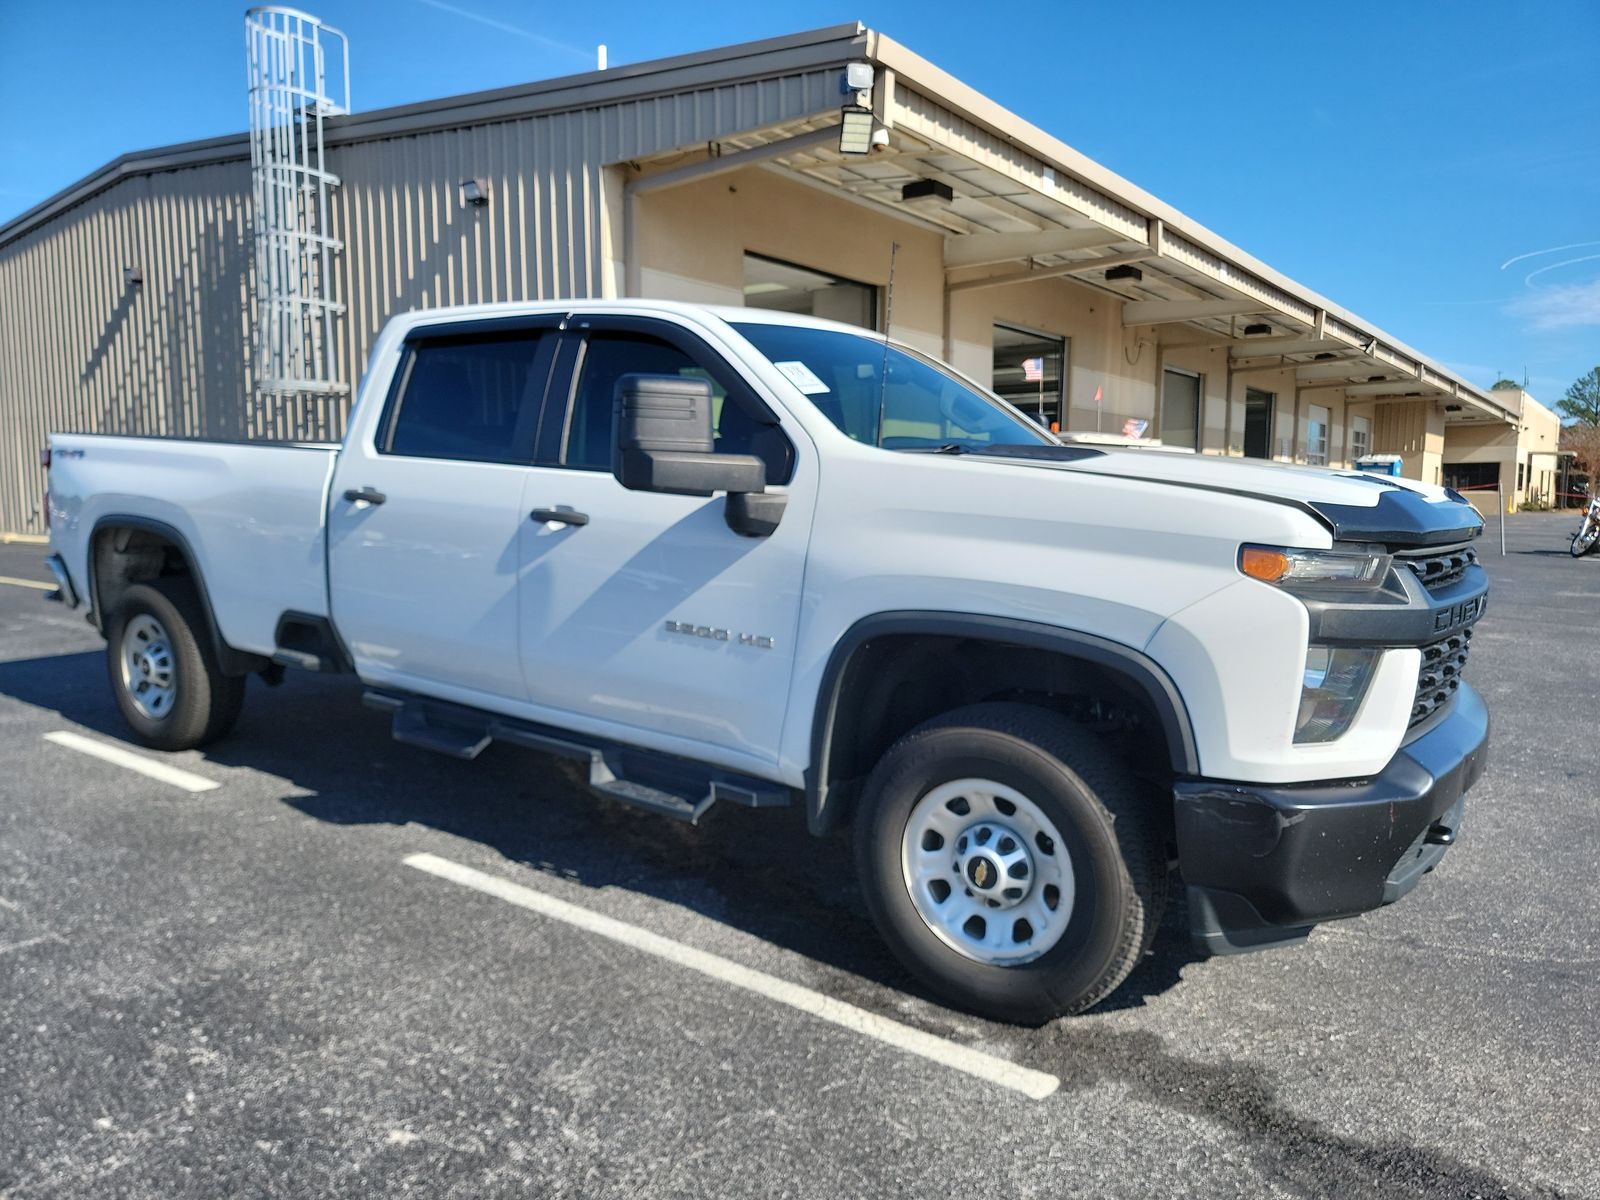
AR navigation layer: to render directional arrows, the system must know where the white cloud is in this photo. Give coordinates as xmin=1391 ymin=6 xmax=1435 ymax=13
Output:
xmin=1509 ymin=280 xmax=1600 ymax=331
xmin=412 ymin=0 xmax=589 ymax=60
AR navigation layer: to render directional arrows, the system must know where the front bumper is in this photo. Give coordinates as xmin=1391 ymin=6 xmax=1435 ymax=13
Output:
xmin=1175 ymin=681 xmax=1489 ymax=954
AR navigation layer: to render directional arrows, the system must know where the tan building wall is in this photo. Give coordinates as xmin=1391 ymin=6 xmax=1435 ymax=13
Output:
xmin=633 ymin=166 xmax=946 ymax=356
xmin=1374 ymin=401 xmax=1446 ymax=485
xmin=1439 ymin=389 xmax=1562 ymax=511
xmin=635 ymin=181 xmax=1381 ymax=469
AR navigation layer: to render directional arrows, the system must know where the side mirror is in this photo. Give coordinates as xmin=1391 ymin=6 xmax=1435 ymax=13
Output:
xmin=612 ymin=373 xmax=766 ymax=497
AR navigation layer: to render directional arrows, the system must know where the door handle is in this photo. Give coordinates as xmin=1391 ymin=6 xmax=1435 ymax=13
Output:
xmin=530 ymin=507 xmax=589 ymax=527
xmin=343 ymin=486 xmax=387 ymax=506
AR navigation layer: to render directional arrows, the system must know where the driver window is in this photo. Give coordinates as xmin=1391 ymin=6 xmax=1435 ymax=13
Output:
xmin=562 ymin=331 xmax=794 ymax=482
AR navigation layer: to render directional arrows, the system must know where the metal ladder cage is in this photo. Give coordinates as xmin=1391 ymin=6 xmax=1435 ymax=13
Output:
xmin=245 ymin=6 xmax=350 ymax=421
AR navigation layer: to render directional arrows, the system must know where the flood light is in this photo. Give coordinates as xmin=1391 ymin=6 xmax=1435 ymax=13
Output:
xmin=838 ymin=106 xmax=874 ymax=156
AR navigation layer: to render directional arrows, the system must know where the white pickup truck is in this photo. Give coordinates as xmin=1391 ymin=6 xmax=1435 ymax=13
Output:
xmin=43 ymin=300 xmax=1489 ymax=1022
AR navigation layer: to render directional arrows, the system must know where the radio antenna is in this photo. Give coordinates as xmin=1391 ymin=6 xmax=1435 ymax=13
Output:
xmin=875 ymin=241 xmax=899 ymax=447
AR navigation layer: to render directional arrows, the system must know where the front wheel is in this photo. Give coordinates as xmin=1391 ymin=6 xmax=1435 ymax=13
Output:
xmin=1571 ymin=512 xmax=1599 ymax=557
xmin=854 ymin=703 xmax=1166 ymax=1024
xmin=106 ymin=579 xmax=246 ymax=750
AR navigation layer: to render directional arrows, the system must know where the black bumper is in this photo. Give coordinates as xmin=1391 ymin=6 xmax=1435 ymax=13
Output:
xmin=1175 ymin=682 xmax=1489 ymax=954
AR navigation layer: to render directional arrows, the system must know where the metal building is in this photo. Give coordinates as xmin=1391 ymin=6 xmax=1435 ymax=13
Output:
xmin=0 ymin=21 xmax=1522 ymax=536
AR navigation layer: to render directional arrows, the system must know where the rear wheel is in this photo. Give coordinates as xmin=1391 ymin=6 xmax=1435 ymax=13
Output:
xmin=106 ymin=579 xmax=245 ymax=750
xmin=855 ymin=702 xmax=1166 ymax=1024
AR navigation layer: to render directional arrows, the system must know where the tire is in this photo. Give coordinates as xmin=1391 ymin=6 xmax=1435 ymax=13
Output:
xmin=854 ymin=702 xmax=1166 ymax=1024
xmin=1571 ymin=515 xmax=1599 ymax=557
xmin=105 ymin=578 xmax=246 ymax=750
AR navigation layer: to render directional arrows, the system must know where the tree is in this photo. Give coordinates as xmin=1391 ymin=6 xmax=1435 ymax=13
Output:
xmin=1558 ymin=367 xmax=1600 ymax=426
xmin=1491 ymin=378 xmax=1522 ymax=391
xmin=1562 ymin=422 xmax=1600 ymax=487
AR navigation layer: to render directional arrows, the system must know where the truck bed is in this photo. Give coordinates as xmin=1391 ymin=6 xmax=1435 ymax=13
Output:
xmin=46 ymin=434 xmax=338 ymax=656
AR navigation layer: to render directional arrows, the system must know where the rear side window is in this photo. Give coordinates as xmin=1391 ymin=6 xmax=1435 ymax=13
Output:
xmin=562 ymin=330 xmax=794 ymax=483
xmin=385 ymin=333 xmax=548 ymax=463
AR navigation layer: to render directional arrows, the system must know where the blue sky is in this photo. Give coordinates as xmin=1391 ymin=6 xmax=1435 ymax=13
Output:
xmin=2 ymin=0 xmax=1596 ymax=402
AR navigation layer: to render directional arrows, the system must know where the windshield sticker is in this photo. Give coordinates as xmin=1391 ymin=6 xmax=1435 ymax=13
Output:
xmin=773 ymin=360 xmax=831 ymax=395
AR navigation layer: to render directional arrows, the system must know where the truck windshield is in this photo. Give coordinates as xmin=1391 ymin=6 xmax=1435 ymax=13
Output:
xmin=729 ymin=322 xmax=1053 ymax=451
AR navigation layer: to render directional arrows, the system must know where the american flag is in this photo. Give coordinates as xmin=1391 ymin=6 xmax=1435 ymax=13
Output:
xmin=1021 ymin=356 xmax=1044 ymax=382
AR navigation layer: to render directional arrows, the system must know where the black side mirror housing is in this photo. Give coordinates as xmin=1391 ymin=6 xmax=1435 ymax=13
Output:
xmin=612 ymin=373 xmax=766 ymax=497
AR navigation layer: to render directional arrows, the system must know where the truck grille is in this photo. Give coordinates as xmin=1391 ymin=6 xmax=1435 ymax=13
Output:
xmin=1412 ymin=626 xmax=1474 ymax=726
xmin=1394 ymin=543 xmax=1478 ymax=592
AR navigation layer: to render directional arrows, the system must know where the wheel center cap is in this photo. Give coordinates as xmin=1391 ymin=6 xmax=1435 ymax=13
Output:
xmin=965 ymin=854 xmax=1001 ymax=891
xmin=953 ymin=821 xmax=1035 ymax=910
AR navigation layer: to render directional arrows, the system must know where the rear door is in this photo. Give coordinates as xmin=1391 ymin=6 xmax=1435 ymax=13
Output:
xmin=514 ymin=315 xmax=816 ymax=768
xmin=327 ymin=318 xmax=558 ymax=702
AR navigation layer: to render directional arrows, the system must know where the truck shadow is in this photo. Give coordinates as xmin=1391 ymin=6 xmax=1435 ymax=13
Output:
xmin=0 ymin=647 xmax=1202 ymax=1018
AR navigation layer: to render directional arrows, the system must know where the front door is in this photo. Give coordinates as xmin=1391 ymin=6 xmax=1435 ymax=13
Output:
xmin=515 ymin=316 xmax=814 ymax=769
xmin=1243 ymin=388 xmax=1274 ymax=459
xmin=327 ymin=319 xmax=558 ymax=702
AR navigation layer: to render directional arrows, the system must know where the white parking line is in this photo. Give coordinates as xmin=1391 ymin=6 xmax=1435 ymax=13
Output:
xmin=43 ymin=731 xmax=220 ymax=793
xmin=403 ymin=852 xmax=1060 ymax=1100
xmin=0 ymin=575 xmax=54 ymax=591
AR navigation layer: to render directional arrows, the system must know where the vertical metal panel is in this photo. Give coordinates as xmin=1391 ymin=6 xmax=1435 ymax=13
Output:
xmin=0 ymin=64 xmax=841 ymax=533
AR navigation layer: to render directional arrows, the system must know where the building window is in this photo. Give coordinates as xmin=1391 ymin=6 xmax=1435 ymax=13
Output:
xmin=1445 ymin=462 xmax=1498 ymax=492
xmin=1243 ymin=388 xmax=1274 ymax=458
xmin=1306 ymin=404 xmax=1330 ymax=467
xmin=1517 ymin=461 xmax=1526 ymax=493
xmin=1160 ymin=368 xmax=1201 ymax=450
xmin=993 ymin=323 xmax=1066 ymax=431
xmin=1350 ymin=414 xmax=1372 ymax=462
xmin=742 ymin=254 xmax=876 ymax=329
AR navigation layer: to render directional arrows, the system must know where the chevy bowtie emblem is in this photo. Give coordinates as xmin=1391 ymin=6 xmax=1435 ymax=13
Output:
xmin=972 ymin=860 xmax=991 ymax=887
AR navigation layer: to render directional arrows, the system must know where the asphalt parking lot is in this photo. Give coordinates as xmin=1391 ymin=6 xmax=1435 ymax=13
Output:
xmin=0 ymin=514 xmax=1596 ymax=1199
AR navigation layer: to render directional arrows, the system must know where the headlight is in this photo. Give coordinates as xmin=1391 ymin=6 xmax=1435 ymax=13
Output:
xmin=1239 ymin=544 xmax=1391 ymax=591
xmin=1295 ymin=645 xmax=1381 ymax=743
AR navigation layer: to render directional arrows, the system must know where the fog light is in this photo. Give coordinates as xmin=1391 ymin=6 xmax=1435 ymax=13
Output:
xmin=1295 ymin=645 xmax=1381 ymax=743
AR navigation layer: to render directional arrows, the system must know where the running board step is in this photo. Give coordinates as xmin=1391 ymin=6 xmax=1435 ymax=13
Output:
xmin=390 ymin=706 xmax=493 ymax=760
xmin=364 ymin=690 xmax=791 ymax=825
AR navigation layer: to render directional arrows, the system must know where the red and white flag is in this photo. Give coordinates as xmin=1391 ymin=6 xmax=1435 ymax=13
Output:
xmin=1021 ymin=356 xmax=1044 ymax=382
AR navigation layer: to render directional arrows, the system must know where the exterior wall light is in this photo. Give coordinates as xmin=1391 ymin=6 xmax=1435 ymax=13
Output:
xmin=838 ymin=106 xmax=875 ymax=155
xmin=459 ymin=178 xmax=489 ymax=208
xmin=123 ymin=266 xmax=143 ymax=288
xmin=1105 ymin=264 xmax=1143 ymax=282
xmin=1242 ymin=323 xmax=1272 ymax=336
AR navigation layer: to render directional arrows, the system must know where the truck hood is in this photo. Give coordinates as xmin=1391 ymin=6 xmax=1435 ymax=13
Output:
xmin=971 ymin=445 xmax=1483 ymax=547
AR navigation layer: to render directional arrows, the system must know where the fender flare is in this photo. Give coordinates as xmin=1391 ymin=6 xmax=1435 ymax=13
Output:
xmin=805 ymin=611 xmax=1199 ymax=835
xmin=87 ymin=514 xmax=263 ymax=676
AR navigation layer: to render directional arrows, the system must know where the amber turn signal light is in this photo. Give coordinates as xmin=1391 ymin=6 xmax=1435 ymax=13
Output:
xmin=1239 ymin=547 xmax=1289 ymax=583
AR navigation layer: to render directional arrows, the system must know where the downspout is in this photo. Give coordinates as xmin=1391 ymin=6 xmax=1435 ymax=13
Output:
xmin=623 ymin=181 xmax=640 ymax=298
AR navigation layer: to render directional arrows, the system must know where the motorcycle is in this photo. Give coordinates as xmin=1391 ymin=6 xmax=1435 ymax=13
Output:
xmin=1572 ymin=495 xmax=1600 ymax=558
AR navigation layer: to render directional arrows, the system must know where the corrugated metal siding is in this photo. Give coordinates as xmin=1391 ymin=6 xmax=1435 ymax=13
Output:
xmin=0 ymin=65 xmax=841 ymax=533
xmin=0 ymin=162 xmax=256 ymax=532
